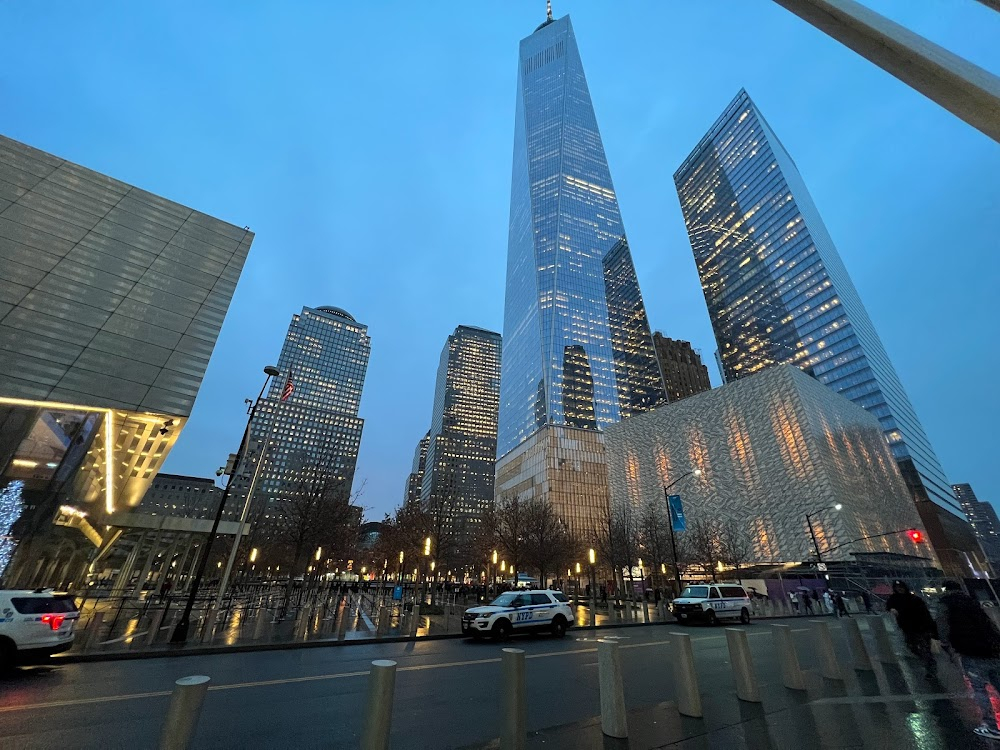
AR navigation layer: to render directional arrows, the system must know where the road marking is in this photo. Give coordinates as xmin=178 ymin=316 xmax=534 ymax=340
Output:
xmin=811 ymin=692 xmax=965 ymax=706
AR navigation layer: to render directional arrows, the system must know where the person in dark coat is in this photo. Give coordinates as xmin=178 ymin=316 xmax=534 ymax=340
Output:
xmin=835 ymin=591 xmax=850 ymax=618
xmin=936 ymin=581 xmax=1000 ymax=741
xmin=886 ymin=580 xmax=938 ymax=678
xmin=861 ymin=590 xmax=873 ymax=614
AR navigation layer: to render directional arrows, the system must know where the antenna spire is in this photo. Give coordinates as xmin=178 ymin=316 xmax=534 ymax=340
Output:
xmin=546 ymin=0 xmax=553 ymax=21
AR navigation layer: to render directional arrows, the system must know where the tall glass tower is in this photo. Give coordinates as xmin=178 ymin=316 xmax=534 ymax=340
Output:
xmin=674 ymin=90 xmax=977 ymax=576
xmin=496 ymin=11 xmax=662 ymax=540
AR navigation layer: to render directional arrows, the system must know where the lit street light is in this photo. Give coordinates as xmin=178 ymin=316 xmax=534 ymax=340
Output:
xmin=806 ymin=503 xmax=844 ymax=564
xmin=662 ymin=468 xmax=703 ymax=594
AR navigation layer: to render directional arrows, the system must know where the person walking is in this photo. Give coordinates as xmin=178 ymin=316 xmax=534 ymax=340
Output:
xmin=886 ymin=580 xmax=938 ymax=679
xmin=789 ymin=591 xmax=799 ymax=614
xmin=861 ymin=590 xmax=873 ymax=614
xmin=824 ymin=589 xmax=835 ymax=616
xmin=802 ymin=589 xmax=814 ymax=615
xmin=835 ymin=591 xmax=851 ymax=618
xmin=936 ymin=581 xmax=1000 ymax=741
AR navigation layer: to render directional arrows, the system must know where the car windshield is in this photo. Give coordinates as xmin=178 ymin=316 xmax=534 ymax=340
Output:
xmin=680 ymin=586 xmax=709 ymax=599
xmin=491 ymin=592 xmax=519 ymax=607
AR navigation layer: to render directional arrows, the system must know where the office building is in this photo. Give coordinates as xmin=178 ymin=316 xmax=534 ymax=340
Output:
xmin=404 ymin=431 xmax=430 ymax=507
xmin=495 ymin=10 xmax=663 ymax=540
xmin=422 ymin=326 xmax=501 ymax=559
xmin=138 ymin=473 xmax=230 ymax=520
xmin=674 ymin=90 xmax=976 ymax=577
xmin=953 ymin=483 xmax=1000 ymax=573
xmin=652 ymin=334 xmax=711 ymax=402
xmin=606 ymin=366 xmax=931 ymax=565
xmin=243 ymin=306 xmax=370 ymax=530
xmin=0 ymin=134 xmax=251 ymax=586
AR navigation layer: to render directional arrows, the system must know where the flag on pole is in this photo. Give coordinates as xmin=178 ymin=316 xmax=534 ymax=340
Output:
xmin=281 ymin=376 xmax=294 ymax=402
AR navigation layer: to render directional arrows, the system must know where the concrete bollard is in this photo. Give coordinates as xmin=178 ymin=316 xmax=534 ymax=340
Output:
xmin=360 ymin=660 xmax=397 ymax=750
xmin=811 ymin=620 xmax=842 ymax=680
xmin=598 ymin=640 xmax=628 ymax=738
xmin=842 ymin=618 xmax=873 ymax=671
xmin=200 ymin=609 xmax=217 ymax=644
xmin=409 ymin=605 xmax=421 ymax=638
xmin=158 ymin=675 xmax=210 ymax=750
xmin=252 ymin=608 xmax=269 ymax=640
xmin=501 ymin=648 xmax=527 ymax=750
xmin=725 ymin=629 xmax=761 ymax=702
xmin=147 ymin=608 xmax=168 ymax=646
xmin=642 ymin=600 xmax=650 ymax=624
xmin=590 ymin=598 xmax=596 ymax=629
xmin=771 ymin=624 xmax=806 ymax=690
xmin=87 ymin=612 xmax=105 ymax=649
xmin=669 ymin=632 xmax=702 ymax=717
xmin=868 ymin=615 xmax=896 ymax=663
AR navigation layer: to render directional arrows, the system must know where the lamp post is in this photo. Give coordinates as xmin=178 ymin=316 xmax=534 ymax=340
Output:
xmin=171 ymin=365 xmax=280 ymax=643
xmin=805 ymin=504 xmax=843 ymax=564
xmin=662 ymin=469 xmax=702 ymax=595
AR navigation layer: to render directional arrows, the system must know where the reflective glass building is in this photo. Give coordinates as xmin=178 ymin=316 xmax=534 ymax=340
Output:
xmin=404 ymin=431 xmax=430 ymax=507
xmin=422 ymin=326 xmax=502 ymax=559
xmin=243 ymin=306 xmax=370 ymax=529
xmin=674 ymin=90 xmax=976 ymax=576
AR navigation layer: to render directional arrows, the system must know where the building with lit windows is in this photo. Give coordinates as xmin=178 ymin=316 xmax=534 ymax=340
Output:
xmin=241 ymin=306 xmax=370 ymax=532
xmin=0 ymin=134 xmax=252 ymax=587
xmin=953 ymin=483 xmax=1000 ymax=573
xmin=495 ymin=10 xmax=664 ymax=541
xmin=673 ymin=90 xmax=977 ymax=577
xmin=652 ymin=334 xmax=712 ymax=402
xmin=606 ymin=366 xmax=932 ymax=565
xmin=404 ymin=431 xmax=429 ymax=507
xmin=422 ymin=326 xmax=501 ymax=559
xmin=139 ymin=473 xmax=226 ymax=520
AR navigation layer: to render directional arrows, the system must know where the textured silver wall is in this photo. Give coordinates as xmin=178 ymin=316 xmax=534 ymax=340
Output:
xmin=0 ymin=135 xmax=252 ymax=418
xmin=605 ymin=365 xmax=932 ymax=564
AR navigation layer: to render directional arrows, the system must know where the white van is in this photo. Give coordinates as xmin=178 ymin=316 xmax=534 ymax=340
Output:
xmin=671 ymin=583 xmax=752 ymax=625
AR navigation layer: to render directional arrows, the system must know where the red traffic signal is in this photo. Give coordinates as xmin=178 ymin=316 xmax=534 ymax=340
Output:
xmin=906 ymin=529 xmax=924 ymax=543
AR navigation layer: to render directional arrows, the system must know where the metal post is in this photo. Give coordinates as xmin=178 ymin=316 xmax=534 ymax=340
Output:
xmin=360 ymin=660 xmax=397 ymax=750
xmin=842 ymin=617 xmax=873 ymax=670
xmin=812 ymin=620 xmax=842 ymax=680
xmin=501 ymin=648 xmax=527 ymax=750
xmin=158 ymin=675 xmax=210 ymax=750
xmin=725 ymin=629 xmax=761 ymax=702
xmin=598 ymin=640 xmax=628 ymax=738
xmin=771 ymin=624 xmax=806 ymax=690
xmin=409 ymin=605 xmax=421 ymax=638
xmin=670 ymin=631 xmax=702 ymax=717
xmin=664 ymin=487 xmax=682 ymax=593
xmin=806 ymin=514 xmax=823 ymax=563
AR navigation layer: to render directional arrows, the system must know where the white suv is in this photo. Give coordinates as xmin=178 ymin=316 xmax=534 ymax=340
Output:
xmin=462 ymin=589 xmax=574 ymax=640
xmin=0 ymin=590 xmax=79 ymax=669
xmin=672 ymin=583 xmax=752 ymax=625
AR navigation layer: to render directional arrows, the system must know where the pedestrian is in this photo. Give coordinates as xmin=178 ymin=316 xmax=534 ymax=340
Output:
xmin=886 ymin=580 xmax=938 ymax=679
xmin=861 ymin=590 xmax=873 ymax=614
xmin=823 ymin=589 xmax=835 ymax=616
xmin=835 ymin=591 xmax=851 ymax=618
xmin=936 ymin=580 xmax=1000 ymax=741
xmin=789 ymin=591 xmax=799 ymax=614
xmin=803 ymin=590 xmax=814 ymax=615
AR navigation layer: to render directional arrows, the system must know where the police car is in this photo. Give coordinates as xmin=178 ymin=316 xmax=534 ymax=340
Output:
xmin=0 ymin=589 xmax=79 ymax=670
xmin=462 ymin=590 xmax=574 ymax=640
xmin=671 ymin=584 xmax=752 ymax=626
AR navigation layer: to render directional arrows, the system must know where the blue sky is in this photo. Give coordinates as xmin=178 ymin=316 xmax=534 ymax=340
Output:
xmin=5 ymin=1 xmax=999 ymax=519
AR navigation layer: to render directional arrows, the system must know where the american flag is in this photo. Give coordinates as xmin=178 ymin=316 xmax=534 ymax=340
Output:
xmin=281 ymin=376 xmax=294 ymax=402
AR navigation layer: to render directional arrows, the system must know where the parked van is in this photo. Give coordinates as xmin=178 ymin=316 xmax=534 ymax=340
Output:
xmin=671 ymin=583 xmax=752 ymax=625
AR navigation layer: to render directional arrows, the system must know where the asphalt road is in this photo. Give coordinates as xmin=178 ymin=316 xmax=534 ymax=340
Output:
xmin=0 ymin=616 xmax=983 ymax=749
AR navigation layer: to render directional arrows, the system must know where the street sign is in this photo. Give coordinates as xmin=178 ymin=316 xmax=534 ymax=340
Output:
xmin=668 ymin=494 xmax=687 ymax=532
xmin=392 ymin=585 xmax=403 ymax=601
xmin=817 ymin=563 xmax=828 ymax=572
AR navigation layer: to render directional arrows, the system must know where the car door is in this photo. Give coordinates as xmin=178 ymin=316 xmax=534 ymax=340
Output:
xmin=708 ymin=586 xmax=721 ymax=614
xmin=510 ymin=595 xmax=531 ymax=628
xmin=529 ymin=593 xmax=552 ymax=625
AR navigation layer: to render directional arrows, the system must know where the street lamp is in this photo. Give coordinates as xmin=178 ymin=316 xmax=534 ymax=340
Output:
xmin=171 ymin=365 xmax=280 ymax=643
xmin=806 ymin=504 xmax=844 ymax=563
xmin=662 ymin=468 xmax=703 ymax=594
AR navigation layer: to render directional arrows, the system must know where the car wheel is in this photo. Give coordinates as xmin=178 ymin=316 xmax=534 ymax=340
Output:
xmin=493 ymin=620 xmax=512 ymax=642
xmin=0 ymin=639 xmax=15 ymax=673
xmin=551 ymin=616 xmax=568 ymax=638
xmin=705 ymin=610 xmax=717 ymax=626
xmin=740 ymin=608 xmax=751 ymax=625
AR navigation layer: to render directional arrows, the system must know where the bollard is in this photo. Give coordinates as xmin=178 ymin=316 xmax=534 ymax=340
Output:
xmin=158 ymin=675 xmax=210 ymax=750
xmin=501 ymin=648 xmax=527 ymax=750
xmin=589 ymin=598 xmax=596 ymax=629
xmin=360 ymin=660 xmax=397 ymax=750
xmin=842 ymin=618 xmax=873 ymax=671
xmin=725 ymin=629 xmax=761 ymax=702
xmin=771 ymin=624 xmax=806 ymax=690
xmin=811 ymin=620 xmax=842 ymax=680
xmin=669 ymin=632 xmax=702 ymax=717
xmin=409 ymin=605 xmax=421 ymax=638
xmin=868 ymin=615 xmax=896 ymax=663
xmin=642 ymin=599 xmax=650 ymax=624
xmin=146 ymin=608 xmax=168 ymax=647
xmin=87 ymin=612 xmax=105 ymax=649
xmin=597 ymin=640 xmax=628 ymax=738
xmin=200 ymin=609 xmax=217 ymax=644
xmin=252 ymin=608 xmax=269 ymax=640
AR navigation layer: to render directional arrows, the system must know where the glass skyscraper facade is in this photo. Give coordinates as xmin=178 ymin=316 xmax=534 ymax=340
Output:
xmin=674 ymin=90 xmax=975 ymax=575
xmin=497 ymin=13 xmax=663 ymax=460
xmin=404 ymin=431 xmax=429 ymax=507
xmin=421 ymin=326 xmax=501 ymax=559
xmin=244 ymin=306 xmax=370 ymax=528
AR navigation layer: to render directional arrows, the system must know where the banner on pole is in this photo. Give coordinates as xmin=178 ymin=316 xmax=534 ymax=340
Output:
xmin=668 ymin=494 xmax=687 ymax=532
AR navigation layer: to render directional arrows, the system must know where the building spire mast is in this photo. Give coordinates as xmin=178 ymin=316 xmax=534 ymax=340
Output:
xmin=546 ymin=0 xmax=553 ymax=21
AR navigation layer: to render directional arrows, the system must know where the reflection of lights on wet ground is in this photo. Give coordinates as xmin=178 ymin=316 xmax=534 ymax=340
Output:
xmin=905 ymin=711 xmax=937 ymax=750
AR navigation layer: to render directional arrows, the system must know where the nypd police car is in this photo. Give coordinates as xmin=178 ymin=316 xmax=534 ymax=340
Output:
xmin=462 ymin=590 xmax=574 ymax=640
xmin=0 ymin=589 xmax=79 ymax=670
xmin=671 ymin=584 xmax=752 ymax=626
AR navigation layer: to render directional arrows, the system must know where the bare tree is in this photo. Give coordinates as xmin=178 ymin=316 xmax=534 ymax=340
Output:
xmin=522 ymin=502 xmax=579 ymax=587
xmin=681 ymin=518 xmax=723 ymax=582
xmin=590 ymin=494 xmax=641 ymax=602
xmin=718 ymin=524 xmax=755 ymax=581
xmin=638 ymin=498 xmax=673 ymax=588
xmin=481 ymin=495 xmax=529 ymax=585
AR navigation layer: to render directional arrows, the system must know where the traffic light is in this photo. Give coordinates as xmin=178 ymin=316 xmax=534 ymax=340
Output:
xmin=906 ymin=529 xmax=924 ymax=543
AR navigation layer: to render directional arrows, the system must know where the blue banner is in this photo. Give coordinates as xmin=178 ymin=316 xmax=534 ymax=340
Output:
xmin=668 ymin=494 xmax=687 ymax=532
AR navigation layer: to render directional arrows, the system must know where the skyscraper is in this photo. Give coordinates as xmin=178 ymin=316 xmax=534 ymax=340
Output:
xmin=652 ymin=333 xmax=712 ymax=402
xmin=953 ymin=483 xmax=1000 ymax=573
xmin=404 ymin=431 xmax=430 ymax=507
xmin=0 ymin=134 xmax=251 ymax=587
xmin=245 ymin=306 xmax=370 ymax=530
xmin=422 ymin=326 xmax=501 ymax=560
xmin=674 ymin=90 xmax=977 ymax=576
xmin=495 ymin=10 xmax=663 ymax=539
